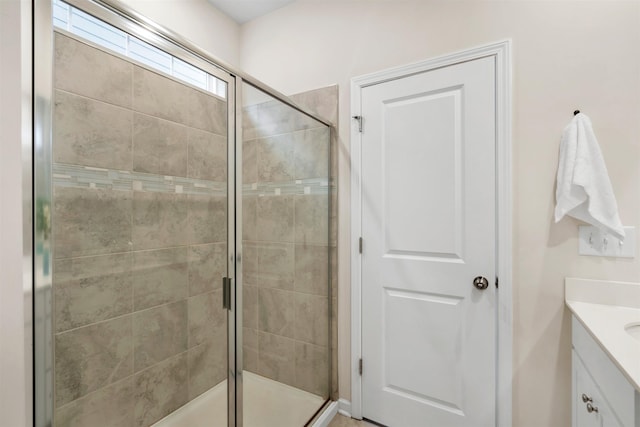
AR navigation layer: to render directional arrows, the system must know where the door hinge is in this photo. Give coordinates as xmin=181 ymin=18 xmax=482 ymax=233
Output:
xmin=358 ymin=237 xmax=363 ymax=254
xmin=353 ymin=115 xmax=363 ymax=133
xmin=495 ymin=276 xmax=499 ymax=289
xmin=222 ymin=277 xmax=232 ymax=310
xmin=358 ymin=358 xmax=363 ymax=376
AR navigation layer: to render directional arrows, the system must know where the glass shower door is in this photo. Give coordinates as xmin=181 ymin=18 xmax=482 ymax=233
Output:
xmin=239 ymin=82 xmax=332 ymax=427
xmin=38 ymin=3 xmax=334 ymax=427
xmin=47 ymin=4 xmax=234 ymax=425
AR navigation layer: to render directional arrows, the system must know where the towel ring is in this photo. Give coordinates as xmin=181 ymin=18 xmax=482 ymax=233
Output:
xmin=574 ymin=110 xmax=580 ymax=116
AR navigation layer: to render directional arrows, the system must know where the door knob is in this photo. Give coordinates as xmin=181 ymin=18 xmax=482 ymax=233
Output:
xmin=473 ymin=276 xmax=489 ymax=290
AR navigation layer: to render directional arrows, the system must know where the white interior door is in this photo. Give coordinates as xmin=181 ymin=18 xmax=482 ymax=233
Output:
xmin=359 ymin=56 xmax=497 ymax=427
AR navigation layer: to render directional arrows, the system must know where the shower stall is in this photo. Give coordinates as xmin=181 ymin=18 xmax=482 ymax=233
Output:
xmin=33 ymin=0 xmax=335 ymax=426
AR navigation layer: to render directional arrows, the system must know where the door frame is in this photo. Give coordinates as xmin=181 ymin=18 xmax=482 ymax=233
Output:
xmin=349 ymin=40 xmax=513 ymax=426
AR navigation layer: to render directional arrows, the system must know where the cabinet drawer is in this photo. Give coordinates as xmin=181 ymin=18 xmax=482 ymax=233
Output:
xmin=572 ymin=317 xmax=635 ymax=426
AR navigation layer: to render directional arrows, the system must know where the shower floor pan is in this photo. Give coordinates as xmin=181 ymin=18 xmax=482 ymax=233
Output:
xmin=153 ymin=371 xmax=325 ymax=427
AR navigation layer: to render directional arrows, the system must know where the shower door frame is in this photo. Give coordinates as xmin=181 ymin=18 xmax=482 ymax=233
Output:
xmin=32 ymin=0 xmax=334 ymax=426
xmin=34 ymin=0 xmax=240 ymax=424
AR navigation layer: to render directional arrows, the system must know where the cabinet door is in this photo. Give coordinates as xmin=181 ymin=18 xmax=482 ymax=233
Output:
xmin=575 ymin=359 xmax=603 ymax=427
xmin=573 ymin=352 xmax=622 ymax=427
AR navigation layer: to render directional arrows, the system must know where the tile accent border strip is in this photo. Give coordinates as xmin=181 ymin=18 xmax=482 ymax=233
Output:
xmin=54 ymin=162 xmax=335 ymax=196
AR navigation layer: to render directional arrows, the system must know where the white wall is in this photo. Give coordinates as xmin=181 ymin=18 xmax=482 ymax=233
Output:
xmin=0 ymin=0 xmax=32 ymax=425
xmin=240 ymin=2 xmax=640 ymax=425
xmin=119 ymin=0 xmax=241 ymax=66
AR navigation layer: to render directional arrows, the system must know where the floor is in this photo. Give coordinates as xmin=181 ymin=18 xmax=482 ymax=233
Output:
xmin=153 ymin=371 xmax=325 ymax=427
xmin=327 ymin=414 xmax=377 ymax=427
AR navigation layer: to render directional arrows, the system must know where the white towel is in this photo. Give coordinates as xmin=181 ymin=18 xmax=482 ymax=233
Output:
xmin=554 ymin=113 xmax=625 ymax=241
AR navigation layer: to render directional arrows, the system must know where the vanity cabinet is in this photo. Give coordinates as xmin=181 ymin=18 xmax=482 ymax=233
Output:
xmin=572 ymin=316 xmax=639 ymax=427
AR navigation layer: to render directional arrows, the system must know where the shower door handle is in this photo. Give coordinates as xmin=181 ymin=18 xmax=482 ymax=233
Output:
xmin=222 ymin=277 xmax=232 ymax=310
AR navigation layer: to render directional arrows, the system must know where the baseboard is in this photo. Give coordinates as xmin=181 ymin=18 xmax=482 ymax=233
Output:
xmin=338 ymin=398 xmax=352 ymax=417
xmin=311 ymin=401 xmax=338 ymax=427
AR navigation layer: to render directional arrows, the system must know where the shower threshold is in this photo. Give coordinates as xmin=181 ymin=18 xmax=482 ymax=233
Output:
xmin=153 ymin=371 xmax=325 ymax=427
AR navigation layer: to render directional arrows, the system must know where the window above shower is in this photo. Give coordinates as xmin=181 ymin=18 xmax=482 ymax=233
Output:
xmin=52 ymin=0 xmax=227 ymax=98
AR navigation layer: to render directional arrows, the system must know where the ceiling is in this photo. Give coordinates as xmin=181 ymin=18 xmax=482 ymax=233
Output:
xmin=207 ymin=0 xmax=297 ymax=24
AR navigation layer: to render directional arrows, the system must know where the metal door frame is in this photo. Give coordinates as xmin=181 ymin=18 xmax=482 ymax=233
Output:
xmin=32 ymin=1 xmax=333 ymax=426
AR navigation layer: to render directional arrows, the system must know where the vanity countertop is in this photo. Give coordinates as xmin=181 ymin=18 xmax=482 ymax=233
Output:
xmin=565 ymin=278 xmax=640 ymax=392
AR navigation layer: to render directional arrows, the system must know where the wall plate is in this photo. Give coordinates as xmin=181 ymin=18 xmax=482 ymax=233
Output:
xmin=578 ymin=226 xmax=636 ymax=258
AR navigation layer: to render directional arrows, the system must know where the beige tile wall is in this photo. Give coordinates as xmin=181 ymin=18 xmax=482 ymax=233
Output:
xmin=52 ymin=33 xmax=228 ymax=427
xmin=241 ymin=85 xmax=338 ymax=399
xmin=52 ymin=31 xmax=339 ymax=425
